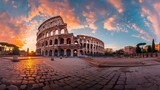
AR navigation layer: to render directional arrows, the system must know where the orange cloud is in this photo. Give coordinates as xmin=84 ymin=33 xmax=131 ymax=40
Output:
xmin=0 ymin=11 xmax=28 ymax=47
xmin=107 ymin=0 xmax=123 ymax=13
xmin=104 ymin=15 xmax=117 ymax=31
xmin=25 ymin=0 xmax=82 ymax=30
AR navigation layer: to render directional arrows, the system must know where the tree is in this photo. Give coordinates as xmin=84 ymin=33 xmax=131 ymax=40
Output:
xmin=152 ymin=39 xmax=155 ymax=52
xmin=136 ymin=45 xmax=141 ymax=53
xmin=12 ymin=46 xmax=19 ymax=55
xmin=147 ymin=45 xmax=152 ymax=53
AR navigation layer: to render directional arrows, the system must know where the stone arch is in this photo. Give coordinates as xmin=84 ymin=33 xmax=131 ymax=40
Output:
xmin=49 ymin=50 xmax=52 ymax=56
xmin=55 ymin=30 xmax=58 ymax=35
xmin=61 ymin=29 xmax=64 ymax=34
xmin=45 ymin=50 xmax=48 ymax=56
xmin=73 ymin=49 xmax=78 ymax=56
xmin=49 ymin=40 xmax=52 ymax=45
xmin=42 ymin=51 xmax=44 ymax=56
xmin=60 ymin=38 xmax=64 ymax=44
xmin=66 ymin=49 xmax=71 ymax=56
xmin=54 ymin=39 xmax=58 ymax=44
xmin=46 ymin=32 xmax=49 ymax=37
xmin=59 ymin=49 xmax=64 ymax=56
xmin=67 ymin=38 xmax=71 ymax=44
xmin=50 ymin=31 xmax=53 ymax=36
xmin=80 ymin=50 xmax=83 ymax=55
xmin=54 ymin=49 xmax=58 ymax=56
xmin=45 ymin=41 xmax=48 ymax=46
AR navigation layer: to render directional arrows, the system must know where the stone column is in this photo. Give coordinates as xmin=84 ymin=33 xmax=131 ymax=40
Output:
xmin=71 ymin=37 xmax=74 ymax=44
xmin=64 ymin=49 xmax=66 ymax=56
xmin=58 ymin=28 xmax=61 ymax=35
xmin=78 ymin=49 xmax=80 ymax=56
xmin=64 ymin=27 xmax=68 ymax=34
xmin=52 ymin=49 xmax=54 ymax=56
xmin=71 ymin=49 xmax=73 ymax=56
xmin=64 ymin=38 xmax=67 ymax=44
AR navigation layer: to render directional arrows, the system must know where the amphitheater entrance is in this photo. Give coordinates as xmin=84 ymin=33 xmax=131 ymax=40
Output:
xmin=80 ymin=50 xmax=83 ymax=55
xmin=42 ymin=51 xmax=44 ymax=56
xmin=45 ymin=50 xmax=48 ymax=56
xmin=54 ymin=50 xmax=58 ymax=56
xmin=49 ymin=50 xmax=52 ymax=56
xmin=66 ymin=49 xmax=71 ymax=56
xmin=59 ymin=49 xmax=64 ymax=56
xmin=73 ymin=49 xmax=78 ymax=56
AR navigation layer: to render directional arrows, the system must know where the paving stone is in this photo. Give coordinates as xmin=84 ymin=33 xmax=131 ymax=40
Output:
xmin=7 ymin=85 xmax=18 ymax=90
xmin=43 ymin=85 xmax=51 ymax=90
xmin=0 ymin=84 xmax=6 ymax=90
xmin=114 ymin=85 xmax=124 ymax=90
xmin=20 ymin=85 xmax=27 ymax=90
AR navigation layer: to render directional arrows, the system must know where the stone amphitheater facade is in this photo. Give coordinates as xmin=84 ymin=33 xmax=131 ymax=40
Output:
xmin=36 ymin=16 xmax=104 ymax=57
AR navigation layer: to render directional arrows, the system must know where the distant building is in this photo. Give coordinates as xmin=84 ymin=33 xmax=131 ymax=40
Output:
xmin=155 ymin=44 xmax=160 ymax=52
xmin=144 ymin=44 xmax=160 ymax=52
xmin=123 ymin=46 xmax=136 ymax=55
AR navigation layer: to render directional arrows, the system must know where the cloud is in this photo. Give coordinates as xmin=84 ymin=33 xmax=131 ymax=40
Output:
xmin=139 ymin=0 xmax=143 ymax=3
xmin=107 ymin=0 xmax=123 ymax=13
xmin=104 ymin=15 xmax=117 ymax=31
xmin=0 ymin=11 xmax=28 ymax=47
xmin=24 ymin=0 xmax=82 ymax=30
xmin=132 ymin=24 xmax=152 ymax=41
xmin=82 ymin=11 xmax=97 ymax=33
xmin=141 ymin=5 xmax=160 ymax=41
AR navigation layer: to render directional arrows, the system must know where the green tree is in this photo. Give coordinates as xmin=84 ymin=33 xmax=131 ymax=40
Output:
xmin=147 ymin=45 xmax=152 ymax=53
xmin=152 ymin=39 xmax=155 ymax=52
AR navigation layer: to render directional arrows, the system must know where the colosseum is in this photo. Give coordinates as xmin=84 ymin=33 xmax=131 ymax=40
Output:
xmin=36 ymin=16 xmax=104 ymax=57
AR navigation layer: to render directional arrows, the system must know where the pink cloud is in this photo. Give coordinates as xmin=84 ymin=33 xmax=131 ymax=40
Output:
xmin=107 ymin=0 xmax=123 ymax=13
xmin=82 ymin=11 xmax=97 ymax=33
xmin=132 ymin=24 xmax=152 ymax=41
xmin=104 ymin=15 xmax=117 ymax=31
xmin=141 ymin=5 xmax=160 ymax=41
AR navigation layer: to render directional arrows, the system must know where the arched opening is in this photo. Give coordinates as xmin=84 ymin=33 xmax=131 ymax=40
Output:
xmin=54 ymin=50 xmax=58 ymax=56
xmin=45 ymin=50 xmax=48 ymax=56
xmin=50 ymin=40 xmax=52 ymax=45
xmin=54 ymin=39 xmax=58 ymax=44
xmin=67 ymin=38 xmax=71 ymax=44
xmin=42 ymin=51 xmax=44 ymax=56
xmin=66 ymin=49 xmax=71 ymax=56
xmin=55 ymin=30 xmax=58 ymax=35
xmin=46 ymin=32 xmax=49 ymax=37
xmin=61 ymin=29 xmax=64 ymax=34
xmin=50 ymin=31 xmax=53 ymax=36
xmin=91 ymin=51 xmax=93 ymax=56
xmin=49 ymin=50 xmax=52 ymax=56
xmin=74 ymin=41 xmax=78 ymax=45
xmin=59 ymin=49 xmax=64 ymax=56
xmin=60 ymin=38 xmax=64 ymax=44
xmin=73 ymin=49 xmax=78 ymax=56
xmin=45 ymin=41 xmax=48 ymax=46
xmin=80 ymin=50 xmax=83 ymax=55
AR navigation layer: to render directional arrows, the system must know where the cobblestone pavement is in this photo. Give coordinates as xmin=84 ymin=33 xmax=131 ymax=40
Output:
xmin=0 ymin=57 xmax=160 ymax=90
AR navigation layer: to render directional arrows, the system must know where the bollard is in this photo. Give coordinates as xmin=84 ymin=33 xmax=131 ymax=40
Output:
xmin=12 ymin=55 xmax=19 ymax=62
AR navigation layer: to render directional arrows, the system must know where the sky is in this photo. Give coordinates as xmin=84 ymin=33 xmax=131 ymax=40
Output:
xmin=0 ymin=0 xmax=160 ymax=51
